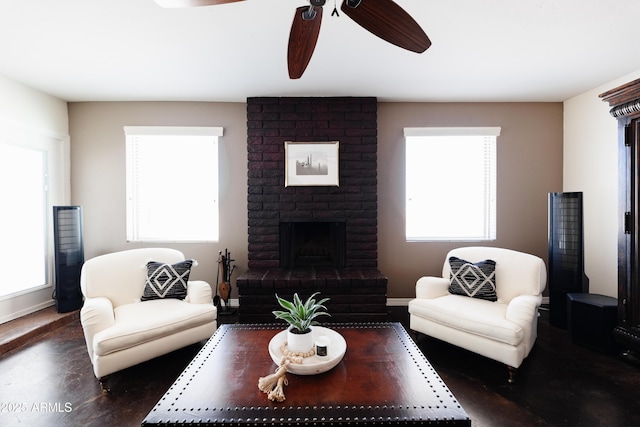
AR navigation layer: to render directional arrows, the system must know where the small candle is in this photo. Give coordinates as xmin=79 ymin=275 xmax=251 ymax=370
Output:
xmin=315 ymin=335 xmax=329 ymax=357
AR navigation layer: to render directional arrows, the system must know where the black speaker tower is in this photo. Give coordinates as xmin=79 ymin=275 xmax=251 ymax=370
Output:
xmin=53 ymin=206 xmax=84 ymax=313
xmin=548 ymin=192 xmax=589 ymax=328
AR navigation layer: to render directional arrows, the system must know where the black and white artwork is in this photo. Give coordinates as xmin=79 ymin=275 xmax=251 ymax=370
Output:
xmin=295 ymin=149 xmax=328 ymax=176
xmin=285 ymin=141 xmax=339 ymax=187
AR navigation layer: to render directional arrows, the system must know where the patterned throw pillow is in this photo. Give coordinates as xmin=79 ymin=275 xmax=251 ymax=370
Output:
xmin=448 ymin=256 xmax=497 ymax=301
xmin=141 ymin=260 xmax=195 ymax=301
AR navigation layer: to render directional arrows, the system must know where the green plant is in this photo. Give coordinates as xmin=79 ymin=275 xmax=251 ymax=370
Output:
xmin=273 ymin=292 xmax=330 ymax=334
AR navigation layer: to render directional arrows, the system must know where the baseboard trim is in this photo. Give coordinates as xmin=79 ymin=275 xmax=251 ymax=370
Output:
xmin=0 ymin=300 xmax=55 ymax=326
xmin=387 ymin=298 xmax=412 ymax=307
xmin=219 ymin=298 xmax=239 ymax=310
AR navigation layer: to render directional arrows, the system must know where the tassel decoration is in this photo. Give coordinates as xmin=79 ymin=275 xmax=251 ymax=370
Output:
xmin=257 ymin=342 xmax=314 ymax=402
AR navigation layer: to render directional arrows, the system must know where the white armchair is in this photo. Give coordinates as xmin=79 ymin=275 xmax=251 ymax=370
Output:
xmin=408 ymin=247 xmax=546 ymax=382
xmin=80 ymin=248 xmax=217 ymax=391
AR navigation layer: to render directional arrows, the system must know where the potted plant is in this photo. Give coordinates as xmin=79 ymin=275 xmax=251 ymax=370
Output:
xmin=273 ymin=292 xmax=330 ymax=354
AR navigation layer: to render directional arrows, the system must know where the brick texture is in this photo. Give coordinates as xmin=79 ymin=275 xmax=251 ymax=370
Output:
xmin=246 ymin=96 xmax=379 ymax=269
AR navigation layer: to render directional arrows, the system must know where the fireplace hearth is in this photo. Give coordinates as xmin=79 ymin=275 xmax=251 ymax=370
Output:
xmin=236 ymin=267 xmax=388 ymax=323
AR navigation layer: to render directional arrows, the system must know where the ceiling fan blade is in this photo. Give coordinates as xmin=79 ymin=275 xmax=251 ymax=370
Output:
xmin=341 ymin=0 xmax=431 ymax=53
xmin=153 ymin=0 xmax=244 ymax=8
xmin=288 ymin=6 xmax=323 ymax=79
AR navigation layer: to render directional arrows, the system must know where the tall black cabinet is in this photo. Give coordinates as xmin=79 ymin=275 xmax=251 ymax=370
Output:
xmin=600 ymin=79 xmax=640 ymax=361
xmin=53 ymin=206 xmax=84 ymax=313
xmin=548 ymin=192 xmax=589 ymax=328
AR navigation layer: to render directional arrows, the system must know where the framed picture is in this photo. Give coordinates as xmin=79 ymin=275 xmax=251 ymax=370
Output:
xmin=285 ymin=141 xmax=339 ymax=187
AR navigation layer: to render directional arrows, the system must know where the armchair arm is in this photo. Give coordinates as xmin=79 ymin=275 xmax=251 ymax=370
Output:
xmin=506 ymin=294 xmax=543 ymax=353
xmin=80 ymin=297 xmax=115 ymax=361
xmin=185 ymin=280 xmax=213 ymax=304
xmin=505 ymin=294 xmax=542 ymax=327
xmin=415 ymin=276 xmax=450 ymax=299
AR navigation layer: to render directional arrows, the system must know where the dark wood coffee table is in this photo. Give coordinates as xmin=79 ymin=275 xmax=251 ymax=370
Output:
xmin=142 ymin=323 xmax=469 ymax=426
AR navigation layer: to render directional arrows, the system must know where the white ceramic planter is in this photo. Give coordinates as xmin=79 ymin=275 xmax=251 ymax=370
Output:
xmin=286 ymin=327 xmax=314 ymax=354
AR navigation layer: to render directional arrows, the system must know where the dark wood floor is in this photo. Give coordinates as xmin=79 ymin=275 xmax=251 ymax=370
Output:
xmin=0 ymin=305 xmax=638 ymax=426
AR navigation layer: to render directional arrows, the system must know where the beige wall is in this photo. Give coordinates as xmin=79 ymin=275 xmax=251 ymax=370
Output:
xmin=68 ymin=102 xmax=248 ymax=294
xmin=378 ymin=103 xmax=563 ymax=298
xmin=69 ymin=101 xmax=563 ymax=299
xmin=564 ymin=69 xmax=640 ymax=298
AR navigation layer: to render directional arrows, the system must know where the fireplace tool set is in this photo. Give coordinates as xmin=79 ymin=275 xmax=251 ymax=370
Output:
xmin=215 ymin=248 xmax=236 ymax=313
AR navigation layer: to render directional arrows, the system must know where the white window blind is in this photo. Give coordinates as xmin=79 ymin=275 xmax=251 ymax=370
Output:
xmin=124 ymin=126 xmax=222 ymax=242
xmin=404 ymin=127 xmax=500 ymax=241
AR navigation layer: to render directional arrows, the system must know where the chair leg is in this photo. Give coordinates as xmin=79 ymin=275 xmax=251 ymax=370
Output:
xmin=507 ymin=366 xmax=517 ymax=383
xmin=99 ymin=376 xmax=111 ymax=393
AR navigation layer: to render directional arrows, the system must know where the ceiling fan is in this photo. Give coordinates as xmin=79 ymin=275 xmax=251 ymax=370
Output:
xmin=153 ymin=0 xmax=431 ymax=79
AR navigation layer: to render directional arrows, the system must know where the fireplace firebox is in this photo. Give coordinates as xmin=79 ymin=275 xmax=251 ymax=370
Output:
xmin=279 ymin=220 xmax=346 ymax=269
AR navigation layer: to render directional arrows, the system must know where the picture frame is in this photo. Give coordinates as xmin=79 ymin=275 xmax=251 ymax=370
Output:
xmin=284 ymin=141 xmax=339 ymax=187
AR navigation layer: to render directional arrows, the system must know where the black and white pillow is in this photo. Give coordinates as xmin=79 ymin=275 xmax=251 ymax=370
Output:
xmin=141 ymin=259 xmax=196 ymax=301
xmin=448 ymin=256 xmax=497 ymax=301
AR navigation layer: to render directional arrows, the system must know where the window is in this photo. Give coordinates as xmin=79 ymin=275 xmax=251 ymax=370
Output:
xmin=124 ymin=126 xmax=222 ymax=242
xmin=0 ymin=125 xmax=67 ymax=305
xmin=404 ymin=127 xmax=500 ymax=241
xmin=0 ymin=144 xmax=48 ymax=297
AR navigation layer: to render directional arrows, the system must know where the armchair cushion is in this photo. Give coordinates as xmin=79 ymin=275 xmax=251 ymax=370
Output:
xmin=141 ymin=259 xmax=195 ymax=301
xmin=448 ymin=256 xmax=497 ymax=301
xmin=94 ymin=298 xmax=216 ymax=356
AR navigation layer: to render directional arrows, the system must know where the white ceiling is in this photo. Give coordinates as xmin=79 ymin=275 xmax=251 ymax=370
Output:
xmin=1 ymin=0 xmax=640 ymax=103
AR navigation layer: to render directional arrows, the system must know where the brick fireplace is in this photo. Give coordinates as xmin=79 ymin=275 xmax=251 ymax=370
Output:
xmin=237 ymin=97 xmax=388 ymax=322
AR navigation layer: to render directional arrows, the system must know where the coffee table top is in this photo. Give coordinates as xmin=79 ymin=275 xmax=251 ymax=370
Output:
xmin=142 ymin=322 xmax=469 ymax=426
